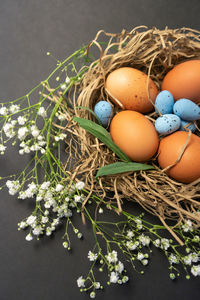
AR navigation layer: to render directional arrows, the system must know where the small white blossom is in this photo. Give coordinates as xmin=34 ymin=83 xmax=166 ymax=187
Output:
xmin=122 ymin=276 xmax=129 ymax=283
xmin=40 ymin=181 xmax=51 ymax=190
xmin=142 ymin=259 xmax=148 ymax=266
xmin=169 ymin=254 xmax=179 ymax=264
xmin=74 ymin=195 xmax=81 ymax=203
xmin=38 ymin=107 xmax=47 ymax=118
xmin=60 ymin=83 xmax=67 ymax=90
xmin=127 ymin=230 xmax=134 ymax=239
xmin=191 ymin=265 xmax=200 ymax=276
xmin=25 ymin=233 xmax=33 ymax=241
xmin=0 ymin=106 xmax=8 ymax=116
xmin=26 ymin=215 xmax=37 ymax=226
xmin=41 ymin=216 xmax=49 ymax=224
xmin=137 ymin=252 xmax=145 ymax=261
xmin=0 ymin=144 xmax=6 ymax=153
xmin=18 ymin=221 xmax=27 ymax=229
xmin=18 ymin=127 xmax=29 ymax=140
xmin=3 ymin=122 xmax=15 ymax=138
xmin=88 ymin=251 xmax=98 ymax=261
xmin=106 ymin=250 xmax=118 ymax=264
xmin=6 ymin=180 xmax=20 ymax=195
xmin=46 ymin=227 xmax=52 ymax=236
xmin=55 ymin=184 xmax=64 ymax=192
xmin=98 ymin=208 xmax=103 ymax=214
xmin=126 ymin=240 xmax=139 ymax=251
xmin=77 ymin=276 xmax=85 ymax=288
xmin=54 ymin=133 xmax=67 ymax=142
xmin=63 ymin=241 xmax=68 ymax=248
xmin=17 ymin=116 xmax=27 ymax=125
xmin=75 ymin=181 xmax=85 ymax=190
xmin=9 ymin=104 xmax=20 ymax=114
xmin=153 ymin=239 xmax=161 ymax=247
xmin=115 ymin=261 xmax=124 ymax=273
xmin=90 ymin=292 xmax=96 ymax=299
xmin=182 ymin=219 xmax=193 ymax=232
xmin=32 ymin=225 xmax=43 ymax=236
xmin=31 ymin=126 xmax=40 ymax=138
xmin=160 ymin=238 xmax=170 ymax=250
xmin=110 ymin=272 xmax=119 ymax=283
xmin=65 ymin=76 xmax=70 ymax=84
xmin=94 ymin=282 xmax=101 ymax=289
xmin=139 ymin=234 xmax=151 ymax=246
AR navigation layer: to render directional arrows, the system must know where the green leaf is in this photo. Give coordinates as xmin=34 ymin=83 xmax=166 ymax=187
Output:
xmin=96 ymin=162 xmax=154 ymax=177
xmin=73 ymin=117 xmax=131 ymax=162
xmin=75 ymin=105 xmax=102 ymax=125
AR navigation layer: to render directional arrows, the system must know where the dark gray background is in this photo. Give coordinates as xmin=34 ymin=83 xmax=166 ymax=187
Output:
xmin=0 ymin=0 xmax=200 ymax=299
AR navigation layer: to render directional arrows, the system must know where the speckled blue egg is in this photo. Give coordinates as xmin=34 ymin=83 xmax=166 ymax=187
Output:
xmin=155 ymin=114 xmax=181 ymax=135
xmin=179 ymin=120 xmax=196 ymax=132
xmin=155 ymin=90 xmax=174 ymax=115
xmin=173 ymin=98 xmax=200 ymax=121
xmin=94 ymin=101 xmax=113 ymax=127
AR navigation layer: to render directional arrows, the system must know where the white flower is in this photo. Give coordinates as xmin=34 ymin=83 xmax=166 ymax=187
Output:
xmin=98 ymin=208 xmax=103 ymax=214
xmin=77 ymin=276 xmax=85 ymax=288
xmin=46 ymin=227 xmax=52 ymax=236
xmin=17 ymin=116 xmax=26 ymax=125
xmin=38 ymin=107 xmax=47 ymax=118
xmin=110 ymin=272 xmax=119 ymax=283
xmin=55 ymin=184 xmax=64 ymax=192
xmin=160 ymin=238 xmax=170 ymax=250
xmin=122 ymin=276 xmax=129 ymax=283
xmin=18 ymin=127 xmax=29 ymax=140
xmin=25 ymin=233 xmax=33 ymax=241
xmin=126 ymin=240 xmax=139 ymax=251
xmin=75 ymin=181 xmax=85 ymax=190
xmin=3 ymin=122 xmax=15 ymax=138
xmin=74 ymin=195 xmax=81 ymax=203
xmin=0 ymin=144 xmax=6 ymax=153
xmin=41 ymin=216 xmax=49 ymax=224
xmin=153 ymin=239 xmax=161 ymax=247
xmin=63 ymin=241 xmax=68 ymax=248
xmin=169 ymin=254 xmax=179 ymax=264
xmin=115 ymin=261 xmax=124 ymax=273
xmin=90 ymin=291 xmax=96 ymax=299
xmin=26 ymin=215 xmax=37 ymax=226
xmin=191 ymin=265 xmax=200 ymax=276
xmin=139 ymin=234 xmax=151 ymax=246
xmin=94 ymin=282 xmax=101 ymax=289
xmin=65 ymin=76 xmax=70 ymax=84
xmin=127 ymin=230 xmax=134 ymax=239
xmin=0 ymin=106 xmax=8 ymax=116
xmin=135 ymin=218 xmax=143 ymax=229
xmin=137 ymin=252 xmax=145 ymax=261
xmin=40 ymin=181 xmax=51 ymax=190
xmin=9 ymin=104 xmax=20 ymax=114
xmin=18 ymin=221 xmax=27 ymax=229
xmin=56 ymin=112 xmax=65 ymax=121
xmin=31 ymin=126 xmax=40 ymax=138
xmin=142 ymin=259 xmax=148 ymax=266
xmin=182 ymin=219 xmax=193 ymax=232
xmin=88 ymin=251 xmax=98 ymax=261
xmin=106 ymin=250 xmax=118 ymax=264
xmin=190 ymin=252 xmax=199 ymax=263
xmin=6 ymin=180 xmax=20 ymax=195
xmin=60 ymin=83 xmax=67 ymax=90
xmin=32 ymin=226 xmax=43 ymax=236
xmin=54 ymin=133 xmax=67 ymax=142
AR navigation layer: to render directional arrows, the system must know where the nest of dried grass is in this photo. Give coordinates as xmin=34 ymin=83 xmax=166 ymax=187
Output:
xmin=62 ymin=26 xmax=200 ymax=244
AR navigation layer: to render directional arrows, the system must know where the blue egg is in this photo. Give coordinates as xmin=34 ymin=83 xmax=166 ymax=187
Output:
xmin=179 ymin=120 xmax=196 ymax=132
xmin=155 ymin=114 xmax=181 ymax=135
xmin=94 ymin=101 xmax=113 ymax=127
xmin=173 ymin=98 xmax=200 ymax=121
xmin=155 ymin=90 xmax=174 ymax=115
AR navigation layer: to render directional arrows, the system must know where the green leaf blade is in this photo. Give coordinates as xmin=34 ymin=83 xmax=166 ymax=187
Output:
xmin=96 ymin=162 xmax=154 ymax=177
xmin=73 ymin=117 xmax=131 ymax=162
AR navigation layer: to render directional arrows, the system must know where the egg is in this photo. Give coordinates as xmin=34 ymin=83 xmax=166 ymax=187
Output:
xmin=110 ymin=110 xmax=159 ymax=162
xmin=158 ymin=131 xmax=200 ymax=183
xmin=94 ymin=101 xmax=113 ymax=127
xmin=162 ymin=60 xmax=200 ymax=104
xmin=155 ymin=90 xmax=174 ymax=115
xmin=173 ymin=98 xmax=200 ymax=121
xmin=105 ymin=67 xmax=158 ymax=113
xmin=179 ymin=120 xmax=196 ymax=133
xmin=155 ymin=114 xmax=181 ymax=135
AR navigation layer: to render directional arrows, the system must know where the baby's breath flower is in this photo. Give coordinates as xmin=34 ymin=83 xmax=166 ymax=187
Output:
xmin=90 ymin=291 xmax=96 ymax=299
xmin=25 ymin=233 xmax=33 ymax=241
xmin=63 ymin=241 xmax=68 ymax=248
xmin=18 ymin=127 xmax=29 ymax=140
xmin=153 ymin=239 xmax=161 ymax=247
xmin=31 ymin=125 xmax=40 ymax=138
xmin=88 ymin=251 xmax=98 ymax=261
xmin=106 ymin=250 xmax=118 ymax=264
xmin=38 ymin=107 xmax=47 ymax=118
xmin=17 ymin=116 xmax=27 ymax=125
xmin=182 ymin=219 xmax=193 ymax=232
xmin=110 ymin=271 xmax=119 ymax=283
xmin=3 ymin=122 xmax=15 ymax=138
xmin=0 ymin=144 xmax=6 ymax=154
xmin=18 ymin=221 xmax=27 ymax=229
xmin=9 ymin=104 xmax=20 ymax=114
xmin=74 ymin=195 xmax=81 ymax=203
xmin=126 ymin=240 xmax=139 ymax=251
xmin=6 ymin=180 xmax=20 ymax=195
xmin=137 ymin=252 xmax=145 ymax=261
xmin=55 ymin=184 xmax=64 ymax=192
xmin=191 ymin=265 xmax=200 ymax=276
xmin=40 ymin=181 xmax=51 ymax=190
xmin=26 ymin=215 xmax=37 ymax=226
xmin=160 ymin=238 xmax=170 ymax=250
xmin=60 ymin=83 xmax=67 ymax=90
xmin=122 ymin=276 xmax=129 ymax=283
xmin=77 ymin=276 xmax=85 ymax=288
xmin=0 ymin=106 xmax=8 ymax=116
xmin=75 ymin=181 xmax=85 ymax=190
xmin=98 ymin=207 xmax=103 ymax=214
xmin=169 ymin=254 xmax=179 ymax=264
xmin=32 ymin=225 xmax=43 ymax=236
xmin=138 ymin=234 xmax=150 ymax=246
xmin=115 ymin=261 xmax=124 ymax=273
xmin=127 ymin=230 xmax=134 ymax=239
xmin=54 ymin=133 xmax=67 ymax=142
xmin=142 ymin=259 xmax=148 ymax=266
xmin=94 ymin=282 xmax=101 ymax=289
xmin=41 ymin=216 xmax=49 ymax=223
xmin=65 ymin=76 xmax=70 ymax=84
xmin=170 ymin=273 xmax=176 ymax=280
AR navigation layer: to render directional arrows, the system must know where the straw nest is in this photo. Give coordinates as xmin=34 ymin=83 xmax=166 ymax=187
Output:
xmin=61 ymin=26 xmax=200 ymax=243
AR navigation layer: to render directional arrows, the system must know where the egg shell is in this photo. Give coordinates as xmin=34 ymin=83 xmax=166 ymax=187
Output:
xmin=155 ymin=114 xmax=181 ymax=135
xmin=179 ymin=120 xmax=196 ymax=133
xmin=105 ymin=67 xmax=158 ymax=113
xmin=94 ymin=101 xmax=113 ymax=127
xmin=158 ymin=131 xmax=200 ymax=183
xmin=162 ymin=59 xmax=200 ymax=104
xmin=155 ymin=90 xmax=174 ymax=115
xmin=173 ymin=98 xmax=200 ymax=121
xmin=110 ymin=110 xmax=159 ymax=162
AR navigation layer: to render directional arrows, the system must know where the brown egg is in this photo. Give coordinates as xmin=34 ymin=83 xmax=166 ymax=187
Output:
xmin=158 ymin=131 xmax=200 ymax=183
xmin=162 ymin=60 xmax=200 ymax=104
xmin=105 ymin=67 xmax=158 ymax=113
xmin=110 ymin=110 xmax=159 ymax=162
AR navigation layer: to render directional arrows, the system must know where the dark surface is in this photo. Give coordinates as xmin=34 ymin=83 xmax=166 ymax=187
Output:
xmin=0 ymin=1 xmax=200 ymax=299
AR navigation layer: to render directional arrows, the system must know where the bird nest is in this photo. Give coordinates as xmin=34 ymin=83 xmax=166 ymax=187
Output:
xmin=61 ymin=26 xmax=200 ymax=244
